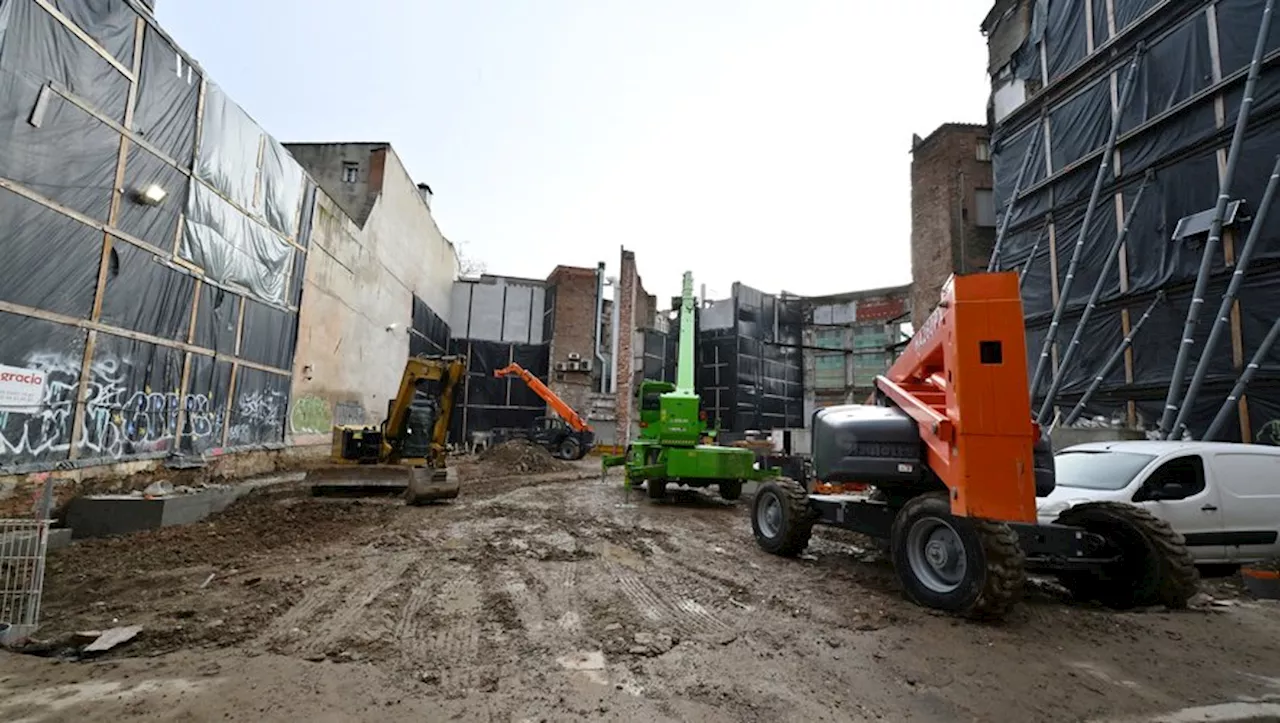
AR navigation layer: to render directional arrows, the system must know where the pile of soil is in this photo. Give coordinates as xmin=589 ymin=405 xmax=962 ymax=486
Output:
xmin=477 ymin=439 xmax=572 ymax=475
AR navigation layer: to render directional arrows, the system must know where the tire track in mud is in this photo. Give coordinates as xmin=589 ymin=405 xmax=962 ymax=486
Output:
xmin=256 ymin=553 xmax=415 ymax=658
xmin=419 ymin=566 xmax=484 ymax=693
xmin=606 ymin=555 xmax=732 ymax=634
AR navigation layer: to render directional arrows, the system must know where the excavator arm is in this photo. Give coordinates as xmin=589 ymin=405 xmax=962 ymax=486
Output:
xmin=493 ymin=363 xmax=592 ymax=433
xmin=382 ymin=355 xmax=467 ymax=467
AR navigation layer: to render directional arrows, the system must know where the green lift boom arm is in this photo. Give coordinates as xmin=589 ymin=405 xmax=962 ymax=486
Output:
xmin=676 ymin=271 xmax=696 ymax=394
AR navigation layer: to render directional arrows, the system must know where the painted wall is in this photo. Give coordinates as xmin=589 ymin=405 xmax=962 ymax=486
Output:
xmin=286 ymin=146 xmax=457 ymax=442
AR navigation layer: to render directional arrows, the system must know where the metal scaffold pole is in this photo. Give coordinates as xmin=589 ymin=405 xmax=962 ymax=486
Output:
xmin=1018 ymin=221 xmax=1049 ymax=292
xmin=988 ymin=130 xmax=1043 ymax=273
xmin=1029 ymin=48 xmax=1143 ymax=398
xmin=1037 ymin=171 xmax=1153 ymax=424
xmin=1173 ymin=155 xmax=1280 ymax=439
xmin=1063 ymin=291 xmax=1166 ymax=426
xmin=1204 ymin=315 xmax=1280 ymax=441
xmin=1159 ymin=0 xmax=1276 ymax=437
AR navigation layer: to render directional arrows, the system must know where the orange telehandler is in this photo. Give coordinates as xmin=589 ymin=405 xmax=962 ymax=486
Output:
xmin=752 ymin=272 xmax=1198 ymax=618
xmin=491 ymin=363 xmax=595 ymax=460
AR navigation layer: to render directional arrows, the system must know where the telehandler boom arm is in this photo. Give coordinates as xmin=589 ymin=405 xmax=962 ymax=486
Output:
xmin=494 ymin=363 xmax=592 ymax=433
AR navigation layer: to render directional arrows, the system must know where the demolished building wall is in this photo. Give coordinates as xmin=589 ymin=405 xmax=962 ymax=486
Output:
xmin=0 ymin=0 xmax=314 ymax=474
xmin=285 ymin=144 xmax=457 ymax=442
xmin=986 ymin=0 xmax=1280 ymax=441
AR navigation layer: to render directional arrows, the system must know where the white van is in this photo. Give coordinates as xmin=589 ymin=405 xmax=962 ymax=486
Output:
xmin=1037 ymin=440 xmax=1280 ymax=565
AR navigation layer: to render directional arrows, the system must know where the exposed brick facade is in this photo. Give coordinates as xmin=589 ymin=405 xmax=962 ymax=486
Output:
xmin=615 ymin=250 xmax=638 ymax=441
xmin=545 ymin=264 xmax=601 ymax=419
xmin=909 ymin=123 xmax=995 ymax=328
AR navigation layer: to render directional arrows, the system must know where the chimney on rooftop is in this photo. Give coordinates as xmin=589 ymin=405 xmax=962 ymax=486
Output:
xmin=416 ymin=183 xmax=433 ymax=210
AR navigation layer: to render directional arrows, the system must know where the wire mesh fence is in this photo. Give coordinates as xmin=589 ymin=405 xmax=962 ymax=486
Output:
xmin=0 ymin=517 xmax=51 ymax=645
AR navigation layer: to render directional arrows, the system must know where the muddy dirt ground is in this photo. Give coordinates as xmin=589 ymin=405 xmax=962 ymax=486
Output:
xmin=3 ymin=460 xmax=1280 ymax=722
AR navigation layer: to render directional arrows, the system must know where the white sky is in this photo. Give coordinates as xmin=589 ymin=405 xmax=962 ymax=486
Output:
xmin=159 ymin=0 xmax=994 ymax=304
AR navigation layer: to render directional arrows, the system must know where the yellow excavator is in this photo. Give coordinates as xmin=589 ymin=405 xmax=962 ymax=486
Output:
xmin=307 ymin=355 xmax=467 ymax=504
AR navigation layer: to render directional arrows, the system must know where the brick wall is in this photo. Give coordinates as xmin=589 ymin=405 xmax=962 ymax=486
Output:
xmin=909 ymin=124 xmax=995 ymax=327
xmin=615 ymin=250 xmax=638 ymax=441
xmin=545 ymin=264 xmax=601 ymax=418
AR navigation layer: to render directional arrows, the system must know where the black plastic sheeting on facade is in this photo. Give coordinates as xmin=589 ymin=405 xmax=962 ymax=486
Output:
xmin=992 ymin=0 xmax=1280 ymax=440
xmin=0 ymin=2 xmax=313 ymax=471
xmin=643 ymin=285 xmax=804 ymax=434
xmin=226 ymin=366 xmax=289 ymax=447
xmin=448 ymin=339 xmax=551 ymax=443
xmin=410 ymin=294 xmax=451 ymax=357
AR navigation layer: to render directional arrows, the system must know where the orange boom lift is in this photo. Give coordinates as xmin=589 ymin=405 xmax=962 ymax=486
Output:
xmin=751 ymin=273 xmax=1197 ymax=618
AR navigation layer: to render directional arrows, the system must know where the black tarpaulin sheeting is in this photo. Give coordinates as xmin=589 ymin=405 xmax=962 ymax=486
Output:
xmin=226 ymin=366 xmax=288 ymax=447
xmin=182 ymin=355 xmax=232 ymax=454
xmin=99 ymin=242 xmax=196 ymax=340
xmin=117 ymin=143 xmax=185 ymax=247
xmin=1121 ymin=13 xmax=1213 ymax=134
xmin=192 ymin=284 xmax=240 ymax=353
xmin=1049 ymin=78 xmax=1110 ymax=172
xmin=0 ymin=72 xmax=117 ymax=222
xmin=132 ymin=25 xmax=199 ymax=165
xmin=49 ymin=0 xmax=136 ymax=65
xmin=0 ymin=312 xmax=87 ymax=468
xmin=448 ymin=340 xmax=550 ymax=443
xmin=240 ymin=298 xmax=297 ymax=370
xmin=410 ymin=295 xmax=451 ymax=357
xmin=1214 ymin=0 xmax=1280 ymax=77
xmin=1115 ymin=0 xmax=1160 ymax=32
xmin=0 ymin=187 xmax=100 ymax=317
xmin=1045 ymin=0 xmax=1088 ymax=84
xmin=3 ymin=0 xmax=129 ymax=122
xmin=0 ymin=2 xmax=308 ymax=470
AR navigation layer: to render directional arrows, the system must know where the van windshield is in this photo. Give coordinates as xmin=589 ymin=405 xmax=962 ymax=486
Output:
xmin=1053 ymin=451 xmax=1157 ymax=491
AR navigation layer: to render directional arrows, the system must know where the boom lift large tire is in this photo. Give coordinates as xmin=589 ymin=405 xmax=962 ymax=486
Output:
xmin=752 ymin=479 xmax=814 ymax=556
xmin=1053 ymin=502 xmax=1198 ymax=609
xmin=890 ymin=492 xmax=1025 ymax=619
xmin=647 ymin=479 xmax=668 ymax=499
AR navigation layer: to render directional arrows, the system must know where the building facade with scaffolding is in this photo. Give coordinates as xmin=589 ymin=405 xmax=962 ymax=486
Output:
xmin=984 ymin=0 xmax=1280 ymax=444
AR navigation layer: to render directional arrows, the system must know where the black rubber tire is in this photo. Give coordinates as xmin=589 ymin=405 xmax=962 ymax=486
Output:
xmin=1053 ymin=502 xmax=1199 ymax=609
xmin=719 ymin=480 xmax=743 ymax=501
xmin=556 ymin=438 xmax=580 ymax=460
xmin=751 ymin=479 xmax=814 ymax=556
xmin=647 ymin=479 xmax=668 ymax=499
xmin=890 ymin=492 xmax=1025 ymax=620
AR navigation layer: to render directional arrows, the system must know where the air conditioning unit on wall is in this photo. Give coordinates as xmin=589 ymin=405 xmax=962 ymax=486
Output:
xmin=554 ymin=362 xmax=569 ymax=371
xmin=567 ymin=352 xmax=582 ymax=361
xmin=567 ymin=360 xmax=581 ymax=371
xmin=578 ymin=359 xmax=593 ymax=372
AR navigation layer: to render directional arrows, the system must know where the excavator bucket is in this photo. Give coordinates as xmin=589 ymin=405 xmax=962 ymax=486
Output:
xmin=404 ymin=466 xmax=459 ymax=505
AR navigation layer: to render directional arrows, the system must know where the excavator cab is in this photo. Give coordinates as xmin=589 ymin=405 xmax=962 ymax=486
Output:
xmin=311 ymin=355 xmax=467 ymax=504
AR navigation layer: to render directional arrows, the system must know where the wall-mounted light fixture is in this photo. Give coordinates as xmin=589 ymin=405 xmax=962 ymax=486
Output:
xmin=133 ymin=183 xmax=168 ymax=206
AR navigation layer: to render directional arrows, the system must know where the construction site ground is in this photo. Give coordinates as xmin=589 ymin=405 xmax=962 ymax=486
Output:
xmin=3 ymin=457 xmax=1280 ymax=722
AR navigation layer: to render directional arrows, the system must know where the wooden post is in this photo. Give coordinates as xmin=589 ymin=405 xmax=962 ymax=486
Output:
xmin=68 ymin=16 xmax=146 ymax=461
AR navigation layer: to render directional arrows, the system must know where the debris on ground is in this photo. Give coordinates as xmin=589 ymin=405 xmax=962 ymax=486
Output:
xmin=83 ymin=626 xmax=142 ymax=653
xmin=5 ymin=459 xmax=1280 ymax=722
xmin=476 ymin=439 xmax=572 ymax=475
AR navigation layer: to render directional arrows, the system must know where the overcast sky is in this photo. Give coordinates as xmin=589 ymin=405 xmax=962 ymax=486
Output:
xmin=159 ymin=0 xmax=994 ymax=304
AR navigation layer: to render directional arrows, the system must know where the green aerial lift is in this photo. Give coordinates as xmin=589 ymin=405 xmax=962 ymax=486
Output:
xmin=602 ymin=271 xmax=775 ymax=501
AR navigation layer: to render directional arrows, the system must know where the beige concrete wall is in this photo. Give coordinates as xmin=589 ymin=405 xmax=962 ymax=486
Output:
xmin=287 ymin=146 xmax=457 ymax=444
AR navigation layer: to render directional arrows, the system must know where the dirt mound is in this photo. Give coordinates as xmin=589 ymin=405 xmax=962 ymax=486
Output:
xmin=477 ymin=439 xmax=572 ymax=475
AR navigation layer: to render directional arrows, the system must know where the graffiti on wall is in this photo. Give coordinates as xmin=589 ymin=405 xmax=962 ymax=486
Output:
xmin=0 ymin=352 xmax=222 ymax=463
xmin=0 ymin=350 xmax=289 ymax=465
xmin=289 ymin=395 xmax=331 ymax=435
xmin=227 ymin=388 xmax=288 ymax=447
